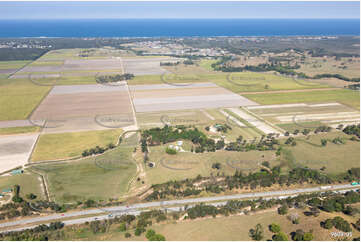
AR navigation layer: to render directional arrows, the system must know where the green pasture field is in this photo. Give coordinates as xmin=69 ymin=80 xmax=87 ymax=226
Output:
xmin=30 ymin=146 xmax=136 ymax=203
xmin=213 ymin=72 xmax=328 ymax=93
xmin=27 ymin=61 xmax=64 ymax=66
xmin=0 ymin=60 xmax=30 ymax=70
xmin=146 ymin=144 xmax=277 ymax=185
xmin=0 ymin=78 xmax=51 ymax=121
xmin=31 ymin=129 xmax=123 ymax=162
xmin=244 ymin=89 xmax=360 ymax=110
xmin=0 ymin=126 xmax=40 ymax=135
xmin=39 ymin=49 xmax=83 ymax=61
xmin=0 ymin=172 xmax=45 ymax=200
xmin=279 ymin=132 xmax=360 ymax=174
xmin=28 ymin=75 xmax=96 ymax=86
xmin=198 ymin=59 xmax=218 ymax=71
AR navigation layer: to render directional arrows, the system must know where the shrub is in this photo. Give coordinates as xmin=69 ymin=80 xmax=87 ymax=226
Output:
xmin=269 ymin=223 xmax=281 ymax=233
xmin=119 ymin=223 xmax=126 ymax=232
xmin=278 ymin=204 xmax=288 ymax=215
xmin=26 ymin=193 xmax=37 ymax=200
xmin=149 ymin=234 xmax=166 ymax=241
xmin=146 ymin=229 xmax=156 ymax=239
xmin=165 ymin=147 xmax=177 ymax=155
xmin=273 ymin=232 xmax=288 ymax=241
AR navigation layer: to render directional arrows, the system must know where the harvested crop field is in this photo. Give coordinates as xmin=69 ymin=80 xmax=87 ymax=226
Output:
xmin=0 ymin=134 xmax=38 ymax=173
xmin=245 ymin=102 xmax=360 ymax=128
xmin=30 ymin=84 xmax=134 ymax=133
xmin=122 ymin=57 xmax=178 ymax=75
xmin=130 ymin=82 xmax=258 ymax=112
xmin=243 ymin=89 xmax=360 ymax=109
xmin=12 ymin=58 xmax=122 ymax=79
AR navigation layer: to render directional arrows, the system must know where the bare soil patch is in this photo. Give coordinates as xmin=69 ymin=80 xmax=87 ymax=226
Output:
xmin=0 ymin=134 xmax=38 ymax=173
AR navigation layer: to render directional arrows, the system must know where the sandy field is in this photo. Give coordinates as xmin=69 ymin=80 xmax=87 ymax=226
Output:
xmin=0 ymin=69 xmax=16 ymax=75
xmin=0 ymin=120 xmax=33 ymax=128
xmin=0 ymin=134 xmax=38 ymax=173
xmin=12 ymin=58 xmax=122 ymax=79
xmin=130 ymin=83 xmax=258 ymax=113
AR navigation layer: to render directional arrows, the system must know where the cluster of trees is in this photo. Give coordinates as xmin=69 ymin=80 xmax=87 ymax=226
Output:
xmin=284 ymin=128 xmax=311 ymax=136
xmin=290 ymin=229 xmax=314 ymax=241
xmin=285 ymin=137 xmax=297 ymax=146
xmin=12 ymin=184 xmax=22 ymax=203
xmin=225 ymin=135 xmax=279 ymax=152
xmin=343 ymin=124 xmax=360 ymax=138
xmin=0 ymin=202 xmax=32 ymax=220
xmin=142 ymin=126 xmax=283 ymax=154
xmin=314 ymin=125 xmax=332 ymax=133
xmin=211 ymin=56 xmax=360 ymax=83
xmin=146 ymin=164 xmax=359 ymax=201
xmin=145 ymin=229 xmax=166 ymax=241
xmin=160 ymin=61 xmax=180 ymax=66
xmin=82 ymin=143 xmax=115 ymax=157
xmin=0 ymin=197 xmax=65 ymax=221
xmin=87 ymin=214 xmax=135 ymax=235
xmin=96 ymin=73 xmax=135 ymax=83
xmin=314 ymin=190 xmax=360 ymax=214
xmin=183 ymin=59 xmax=194 ymax=65
xmin=269 ymin=223 xmax=290 ymax=241
xmin=133 ymin=210 xmax=167 ymax=238
xmin=142 ymin=125 xmax=219 ymax=153
xmin=285 ymin=125 xmax=331 ymax=137
xmin=0 ymin=222 xmax=64 ymax=241
xmin=346 ymin=83 xmax=360 ymax=90
xmin=215 ymin=124 xmax=232 ymax=133
xmin=322 ymin=216 xmax=352 ymax=232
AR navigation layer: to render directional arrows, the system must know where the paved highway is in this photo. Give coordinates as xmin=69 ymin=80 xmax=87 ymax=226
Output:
xmin=0 ymin=184 xmax=358 ymax=233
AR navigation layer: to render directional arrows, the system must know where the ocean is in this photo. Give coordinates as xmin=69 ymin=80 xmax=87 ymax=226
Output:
xmin=0 ymin=19 xmax=359 ymax=38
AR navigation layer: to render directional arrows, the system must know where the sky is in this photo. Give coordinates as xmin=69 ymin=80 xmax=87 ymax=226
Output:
xmin=0 ymin=1 xmax=359 ymax=20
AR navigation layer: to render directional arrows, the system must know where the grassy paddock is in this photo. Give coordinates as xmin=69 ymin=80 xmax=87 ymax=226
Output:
xmin=0 ymin=172 xmax=45 ymax=200
xmin=31 ymin=129 xmax=123 ymax=162
xmin=0 ymin=126 xmax=40 ymax=136
xmin=146 ymin=144 xmax=277 ymax=185
xmin=0 ymin=60 xmax=30 ymax=70
xmin=0 ymin=78 xmax=51 ymax=121
xmin=214 ymin=72 xmax=328 ymax=93
xmin=280 ymin=132 xmax=360 ymax=174
xmin=31 ymin=146 xmax=136 ymax=203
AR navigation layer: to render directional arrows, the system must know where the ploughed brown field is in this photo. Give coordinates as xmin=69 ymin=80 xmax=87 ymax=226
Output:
xmin=30 ymin=84 xmax=134 ymax=133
